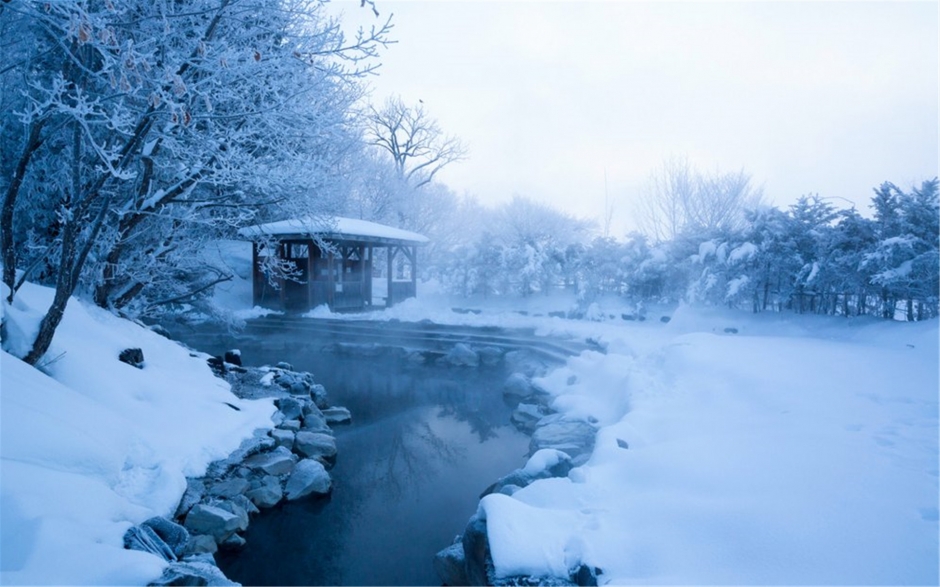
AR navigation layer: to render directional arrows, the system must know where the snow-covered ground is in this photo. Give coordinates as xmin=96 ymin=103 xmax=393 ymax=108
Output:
xmin=308 ymin=296 xmax=938 ymax=582
xmin=1 ymin=280 xmax=274 ymax=585
xmin=214 ymin=243 xmax=938 ymax=584
xmin=3 ymin=240 xmax=937 ymax=585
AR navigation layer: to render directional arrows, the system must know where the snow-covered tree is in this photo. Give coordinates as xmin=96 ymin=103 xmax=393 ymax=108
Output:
xmin=0 ymin=0 xmax=390 ymax=363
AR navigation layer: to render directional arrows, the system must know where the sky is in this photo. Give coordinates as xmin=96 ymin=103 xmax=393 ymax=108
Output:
xmin=331 ymin=1 xmax=939 ymax=237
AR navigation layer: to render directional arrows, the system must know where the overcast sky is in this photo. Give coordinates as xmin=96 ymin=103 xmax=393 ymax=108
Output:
xmin=332 ymin=1 xmax=939 ymax=237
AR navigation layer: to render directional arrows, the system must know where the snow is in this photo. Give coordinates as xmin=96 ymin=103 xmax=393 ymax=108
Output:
xmin=237 ymin=215 xmax=429 ymax=244
xmin=1 ymin=280 xmax=275 ymax=585
xmin=728 ymin=241 xmax=758 ymax=263
xmin=247 ymin=281 xmax=937 ymax=584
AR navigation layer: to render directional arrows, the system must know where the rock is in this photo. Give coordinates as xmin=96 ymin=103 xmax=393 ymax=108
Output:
xmin=566 ymin=375 xmax=578 ymax=385
xmin=243 ymin=446 xmax=297 ymax=476
xmin=124 ymin=524 xmax=176 ymax=562
xmin=510 ymin=403 xmax=547 ymax=433
xmin=214 ymin=500 xmax=249 ymax=535
xmin=300 ymin=411 xmax=329 ymax=433
xmin=443 ymin=343 xmax=480 ymax=367
xmin=223 ymin=349 xmax=242 ymax=366
xmin=275 ymin=397 xmax=304 ymax=420
xmin=218 ymin=533 xmax=247 ymax=551
xmin=481 ymin=449 xmax=572 ymax=498
xmin=529 ymin=417 xmax=597 ymax=464
xmin=504 ymin=350 xmax=549 ymax=378
xmin=503 ymin=373 xmax=533 ymax=402
xmin=278 ymin=419 xmax=301 ymax=433
xmin=310 ymin=383 xmax=329 ymax=408
xmin=275 ymin=361 xmax=293 ymax=371
xmin=183 ymin=505 xmax=243 ymax=542
xmin=462 ymin=514 xmax=490 ymax=587
xmin=616 ymin=438 xmax=629 ymax=449
xmin=477 ymin=346 xmax=504 ymax=366
xmin=227 ymin=494 xmax=259 ymax=516
xmin=207 ymin=478 xmax=250 ymax=499
xmin=660 ymin=315 xmax=671 ymax=323
xmin=142 ymin=517 xmax=189 ymax=560
xmin=622 ymin=313 xmax=636 ymax=321
xmin=294 ymin=431 xmax=337 ymax=464
xmin=174 ymin=479 xmax=206 ymax=518
xmin=548 ymin=311 xmax=566 ymax=318
xmin=246 ymin=476 xmax=283 ymax=509
xmin=724 ymin=327 xmax=739 ymax=334
xmin=206 ymin=356 xmax=226 ymax=376
xmin=285 ymin=459 xmax=332 ymax=500
xmin=434 ymin=541 xmax=469 ymax=586
xmin=321 ymin=406 xmax=351 ymax=425
xmin=185 ymin=534 xmax=218 ymax=555
xmin=119 ymin=348 xmax=145 ymax=368
xmin=151 ymin=554 xmax=238 ymax=586
xmin=270 ymin=428 xmax=295 ymax=450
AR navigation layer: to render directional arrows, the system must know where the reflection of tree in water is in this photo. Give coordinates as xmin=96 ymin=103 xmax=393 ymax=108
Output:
xmin=355 ymin=413 xmax=468 ymax=501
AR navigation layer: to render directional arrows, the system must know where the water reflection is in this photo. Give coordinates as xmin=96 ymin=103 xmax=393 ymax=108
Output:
xmin=177 ymin=328 xmax=529 ymax=586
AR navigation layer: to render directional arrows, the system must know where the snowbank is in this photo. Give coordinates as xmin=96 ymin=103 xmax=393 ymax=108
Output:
xmin=1 ymin=281 xmax=275 ymax=584
xmin=492 ymin=314 xmax=939 ymax=584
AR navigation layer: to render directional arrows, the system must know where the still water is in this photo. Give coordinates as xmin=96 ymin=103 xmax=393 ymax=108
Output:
xmin=174 ymin=327 xmax=530 ymax=585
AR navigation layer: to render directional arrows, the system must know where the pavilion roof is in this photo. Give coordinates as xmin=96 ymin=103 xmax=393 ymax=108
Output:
xmin=238 ymin=216 xmax=429 ymax=246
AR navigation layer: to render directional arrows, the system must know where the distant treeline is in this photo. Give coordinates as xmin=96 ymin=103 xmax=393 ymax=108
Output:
xmin=433 ymin=180 xmax=939 ymax=321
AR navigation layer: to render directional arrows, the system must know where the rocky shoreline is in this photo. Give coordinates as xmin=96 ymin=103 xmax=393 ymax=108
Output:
xmin=122 ymin=352 xmax=350 ymax=586
xmin=434 ymin=362 xmax=602 ymax=587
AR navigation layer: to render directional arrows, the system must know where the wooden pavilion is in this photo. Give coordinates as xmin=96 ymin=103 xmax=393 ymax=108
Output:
xmin=238 ymin=216 xmax=428 ymax=312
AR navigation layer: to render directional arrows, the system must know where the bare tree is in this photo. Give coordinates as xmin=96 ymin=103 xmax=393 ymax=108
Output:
xmin=635 ymin=156 xmax=764 ymax=242
xmin=364 ymin=96 xmax=467 ymax=190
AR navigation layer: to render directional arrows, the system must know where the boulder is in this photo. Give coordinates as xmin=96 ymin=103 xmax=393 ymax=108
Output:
xmin=443 ymin=343 xmax=480 ymax=367
xmin=529 ymin=417 xmax=597 ymax=464
xmin=321 ymin=406 xmax=352 ymax=425
xmin=151 ymin=554 xmax=238 ymax=586
xmin=242 ymin=446 xmax=297 ymax=476
xmin=285 ymin=459 xmax=332 ymax=500
xmin=207 ymin=478 xmax=250 ymax=499
xmin=185 ymin=534 xmax=218 ymax=555
xmin=310 ymin=383 xmax=329 ymax=408
xmin=294 ymin=431 xmax=337 ymax=464
xmin=503 ymin=373 xmax=533 ymax=402
xmin=174 ymin=479 xmax=206 ymax=518
xmin=218 ymin=533 xmax=247 ymax=551
xmin=270 ymin=428 xmax=295 ymax=450
xmin=510 ymin=403 xmax=547 ymax=434
xmin=124 ymin=524 xmax=176 ymax=562
xmin=141 ymin=517 xmax=189 ymax=559
xmin=462 ymin=514 xmax=490 ymax=587
xmin=300 ymin=411 xmax=330 ymax=433
xmin=278 ymin=419 xmax=301 ymax=433
xmin=275 ymin=397 xmax=304 ymax=420
xmin=477 ymin=346 xmax=504 ymax=366
xmin=246 ymin=476 xmax=283 ymax=509
xmin=434 ymin=541 xmax=469 ymax=586
xmin=119 ymin=348 xmax=144 ymax=368
xmin=183 ymin=504 xmax=244 ymax=542
xmin=223 ymin=349 xmax=242 ymax=366
xmin=206 ymin=356 xmax=226 ymax=376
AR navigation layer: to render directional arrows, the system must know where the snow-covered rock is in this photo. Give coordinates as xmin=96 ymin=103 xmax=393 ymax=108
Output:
xmin=529 ymin=416 xmax=597 ymax=463
xmin=242 ymin=446 xmax=296 ymax=476
xmin=183 ymin=504 xmax=245 ymax=542
xmin=443 ymin=342 xmax=481 ymax=367
xmin=322 ymin=406 xmax=352 ymax=425
xmin=284 ymin=459 xmax=332 ymax=500
xmin=293 ymin=431 xmax=337 ymax=463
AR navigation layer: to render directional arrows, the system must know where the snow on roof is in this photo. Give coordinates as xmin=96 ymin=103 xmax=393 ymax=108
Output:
xmin=238 ymin=216 xmax=429 ymax=245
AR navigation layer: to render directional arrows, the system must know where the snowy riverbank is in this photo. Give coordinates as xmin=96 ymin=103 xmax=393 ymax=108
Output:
xmin=287 ymin=286 xmax=939 ymax=584
xmin=1 ymin=280 xmax=275 ymax=584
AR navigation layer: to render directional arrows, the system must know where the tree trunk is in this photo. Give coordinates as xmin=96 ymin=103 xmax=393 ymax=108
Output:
xmin=2 ymin=121 xmax=46 ymax=302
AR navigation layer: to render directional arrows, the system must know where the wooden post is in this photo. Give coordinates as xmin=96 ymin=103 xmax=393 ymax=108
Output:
xmin=387 ymin=246 xmax=395 ymax=307
xmin=251 ymin=241 xmax=259 ymax=307
xmin=411 ymin=246 xmax=417 ymax=299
